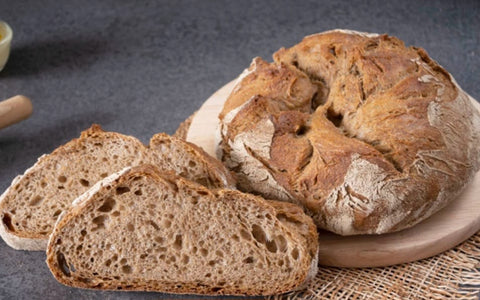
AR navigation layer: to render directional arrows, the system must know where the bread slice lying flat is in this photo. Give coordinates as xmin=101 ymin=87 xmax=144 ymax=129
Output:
xmin=0 ymin=125 xmax=235 ymax=251
xmin=46 ymin=165 xmax=318 ymax=296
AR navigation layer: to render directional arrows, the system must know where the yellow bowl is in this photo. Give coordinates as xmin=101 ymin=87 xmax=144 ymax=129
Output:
xmin=0 ymin=21 xmax=12 ymax=72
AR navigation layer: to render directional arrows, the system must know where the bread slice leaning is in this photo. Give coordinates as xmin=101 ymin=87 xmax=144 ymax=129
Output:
xmin=0 ymin=125 xmax=235 ymax=251
xmin=46 ymin=165 xmax=318 ymax=296
xmin=149 ymin=132 xmax=235 ymax=189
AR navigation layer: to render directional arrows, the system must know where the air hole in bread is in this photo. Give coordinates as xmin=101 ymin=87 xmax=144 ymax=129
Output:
xmin=232 ymin=234 xmax=240 ymax=242
xmin=112 ymin=211 xmax=120 ymax=217
xmin=239 ymin=229 xmax=251 ymax=241
xmin=276 ymin=235 xmax=288 ymax=252
xmin=80 ymin=229 xmax=87 ymax=236
xmin=295 ymin=125 xmax=309 ymax=136
xmin=29 ymin=195 xmax=43 ymax=206
xmin=251 ymin=224 xmax=266 ymax=244
xmin=266 ymin=239 xmax=277 ymax=253
xmin=120 ymin=258 xmax=127 ymax=265
xmin=40 ymin=181 xmax=47 ymax=188
xmin=215 ymin=250 xmax=224 ymax=258
xmin=173 ymin=234 xmax=183 ymax=250
xmin=200 ymin=248 xmax=208 ymax=257
xmin=326 ymin=107 xmax=343 ymax=127
xmin=100 ymin=172 xmax=108 ymax=178
xmin=148 ymin=221 xmax=159 ymax=230
xmin=79 ymin=179 xmax=90 ymax=187
xmin=2 ymin=213 xmax=14 ymax=232
xmin=116 ymin=186 xmax=130 ymax=195
xmin=126 ymin=223 xmax=134 ymax=232
xmin=328 ymin=45 xmax=337 ymax=57
xmin=243 ymin=256 xmax=254 ymax=264
xmin=154 ymin=236 xmax=164 ymax=244
xmin=98 ymin=197 xmax=116 ymax=212
xmin=196 ymin=178 xmax=210 ymax=187
xmin=57 ymin=252 xmax=71 ymax=277
xmin=188 ymin=160 xmax=196 ymax=167
xmin=134 ymin=189 xmax=142 ymax=196
xmin=197 ymin=190 xmax=209 ymax=196
xmin=53 ymin=209 xmax=62 ymax=218
xmin=58 ymin=176 xmax=67 ymax=183
xmin=190 ymin=196 xmax=199 ymax=205
xmin=92 ymin=215 xmax=108 ymax=230
xmin=208 ymin=260 xmax=216 ymax=266
xmin=162 ymin=219 xmax=172 ymax=228
xmin=291 ymin=248 xmax=299 ymax=260
xmin=205 ymin=273 xmax=212 ymax=278
xmin=181 ymin=255 xmax=189 ymax=264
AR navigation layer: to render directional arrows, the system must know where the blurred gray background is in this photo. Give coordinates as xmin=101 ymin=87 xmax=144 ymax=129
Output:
xmin=0 ymin=0 xmax=479 ymax=299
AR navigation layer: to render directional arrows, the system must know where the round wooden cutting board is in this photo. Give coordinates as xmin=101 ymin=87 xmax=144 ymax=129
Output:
xmin=186 ymin=80 xmax=480 ymax=268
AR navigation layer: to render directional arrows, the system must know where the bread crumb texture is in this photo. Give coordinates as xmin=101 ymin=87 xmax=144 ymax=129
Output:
xmin=0 ymin=125 xmax=234 ymax=248
xmin=46 ymin=165 xmax=318 ymax=296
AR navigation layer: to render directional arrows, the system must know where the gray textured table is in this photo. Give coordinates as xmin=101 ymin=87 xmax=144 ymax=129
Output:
xmin=0 ymin=1 xmax=479 ymax=299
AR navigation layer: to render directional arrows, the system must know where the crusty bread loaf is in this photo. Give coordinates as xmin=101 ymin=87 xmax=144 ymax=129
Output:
xmin=217 ymin=29 xmax=480 ymax=235
xmin=46 ymin=165 xmax=318 ymax=296
xmin=0 ymin=125 xmax=235 ymax=250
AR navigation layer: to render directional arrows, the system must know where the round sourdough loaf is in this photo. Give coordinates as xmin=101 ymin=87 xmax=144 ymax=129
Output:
xmin=217 ymin=29 xmax=480 ymax=235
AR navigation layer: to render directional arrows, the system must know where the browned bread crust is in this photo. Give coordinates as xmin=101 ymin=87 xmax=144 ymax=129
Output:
xmin=0 ymin=125 xmax=235 ymax=250
xmin=46 ymin=165 xmax=318 ymax=295
xmin=218 ymin=29 xmax=480 ymax=235
xmin=173 ymin=111 xmax=197 ymax=140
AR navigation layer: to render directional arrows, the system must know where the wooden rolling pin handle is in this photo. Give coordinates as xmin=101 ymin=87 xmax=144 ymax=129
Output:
xmin=0 ymin=95 xmax=33 ymax=130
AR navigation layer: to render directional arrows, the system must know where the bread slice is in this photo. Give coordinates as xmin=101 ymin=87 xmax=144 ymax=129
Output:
xmin=149 ymin=132 xmax=235 ymax=189
xmin=0 ymin=125 xmax=235 ymax=250
xmin=46 ymin=165 xmax=318 ymax=296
